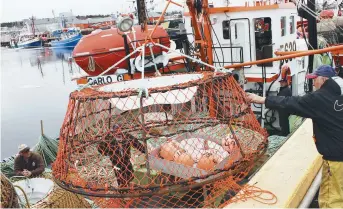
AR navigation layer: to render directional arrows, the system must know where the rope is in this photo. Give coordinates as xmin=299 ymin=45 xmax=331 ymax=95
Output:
xmin=225 ymin=184 xmax=278 ymax=205
xmin=88 ymin=56 xmax=96 ymax=72
xmin=13 ymin=185 xmax=31 ymax=208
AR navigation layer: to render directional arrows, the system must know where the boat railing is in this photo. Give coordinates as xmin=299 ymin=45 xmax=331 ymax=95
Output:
xmin=212 ymin=46 xmax=244 ymax=66
xmin=129 ymin=34 xmax=191 ymax=53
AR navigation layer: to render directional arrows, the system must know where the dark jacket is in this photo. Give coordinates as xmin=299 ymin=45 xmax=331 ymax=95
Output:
xmin=277 ymin=86 xmax=292 ymax=136
xmin=265 ymin=77 xmax=343 ymax=161
xmin=14 ymin=152 xmax=45 ymax=176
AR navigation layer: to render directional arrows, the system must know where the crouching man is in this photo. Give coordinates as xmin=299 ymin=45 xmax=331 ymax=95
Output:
xmin=14 ymin=144 xmax=45 ymax=177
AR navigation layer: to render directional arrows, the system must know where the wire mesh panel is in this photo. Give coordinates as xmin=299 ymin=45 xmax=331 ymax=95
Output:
xmin=52 ymin=72 xmax=268 ymax=208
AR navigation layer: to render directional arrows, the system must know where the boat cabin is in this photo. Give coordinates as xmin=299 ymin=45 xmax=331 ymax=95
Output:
xmin=184 ymin=0 xmax=309 ymax=95
xmin=183 ymin=0 xmax=309 ymax=128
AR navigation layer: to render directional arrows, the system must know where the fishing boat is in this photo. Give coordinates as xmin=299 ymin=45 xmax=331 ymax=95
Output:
xmin=17 ymin=35 xmax=42 ymax=48
xmin=71 ymin=0 xmax=341 ymax=131
xmin=75 ymin=0 xmax=310 ymax=126
xmin=2 ymin=0 xmax=342 ymax=208
xmin=16 ymin=16 xmax=43 ymax=49
xmin=50 ymin=28 xmax=82 ymax=48
xmin=60 ymin=0 xmax=343 ymax=208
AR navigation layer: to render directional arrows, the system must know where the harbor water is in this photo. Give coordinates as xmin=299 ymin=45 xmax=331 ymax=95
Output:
xmin=1 ymin=47 xmax=79 ymax=159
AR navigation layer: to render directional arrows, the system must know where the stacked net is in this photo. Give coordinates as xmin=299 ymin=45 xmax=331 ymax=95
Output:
xmin=52 ymin=71 xmax=268 ymax=208
xmin=33 ymin=184 xmax=92 ymax=208
xmin=1 ymin=173 xmax=19 ymax=208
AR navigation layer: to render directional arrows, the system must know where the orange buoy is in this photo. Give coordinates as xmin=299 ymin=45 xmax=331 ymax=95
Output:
xmin=197 ymin=152 xmax=219 ymax=171
xmin=173 ymin=150 xmax=194 ymax=167
xmin=160 ymin=141 xmax=180 ymax=161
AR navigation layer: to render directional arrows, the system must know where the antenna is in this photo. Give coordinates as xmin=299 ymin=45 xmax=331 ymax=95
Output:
xmin=30 ymin=15 xmax=36 ymax=36
xmin=52 ymin=10 xmax=57 ymax=24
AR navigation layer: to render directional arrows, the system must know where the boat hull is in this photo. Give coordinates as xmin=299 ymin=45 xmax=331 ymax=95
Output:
xmin=72 ymin=25 xmax=170 ymax=76
xmin=18 ymin=39 xmax=42 ymax=48
xmin=50 ymin=33 xmax=82 ymax=48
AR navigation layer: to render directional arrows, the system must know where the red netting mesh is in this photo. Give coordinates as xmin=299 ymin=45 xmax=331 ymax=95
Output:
xmin=52 ymin=71 xmax=268 ymax=208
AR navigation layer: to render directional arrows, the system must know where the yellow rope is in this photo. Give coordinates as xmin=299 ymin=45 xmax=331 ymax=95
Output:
xmin=13 ymin=185 xmax=30 ymax=208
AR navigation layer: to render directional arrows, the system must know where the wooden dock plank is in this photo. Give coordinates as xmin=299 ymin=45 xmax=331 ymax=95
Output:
xmin=225 ymin=119 xmax=322 ymax=208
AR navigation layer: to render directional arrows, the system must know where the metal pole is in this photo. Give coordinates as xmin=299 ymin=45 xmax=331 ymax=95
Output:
xmin=261 ymin=65 xmax=266 ymax=128
xmin=299 ymin=167 xmax=322 ymax=208
xmin=137 ymin=0 xmax=147 ymax=29
xmin=122 ymin=34 xmax=132 ymax=75
xmin=222 ymin=45 xmax=343 ymax=69
xmin=140 ymin=96 xmax=151 ymax=181
xmin=307 ymin=0 xmax=318 ymax=92
xmin=40 ymin=120 xmax=44 ymax=135
xmin=141 ymin=44 xmax=145 ymax=79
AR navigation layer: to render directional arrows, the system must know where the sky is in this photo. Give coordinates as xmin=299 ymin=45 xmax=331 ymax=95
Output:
xmin=1 ymin=0 xmax=183 ymax=22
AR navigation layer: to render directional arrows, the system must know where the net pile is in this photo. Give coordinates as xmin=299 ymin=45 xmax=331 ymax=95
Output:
xmin=32 ymin=184 xmax=92 ymax=208
xmin=1 ymin=173 xmax=19 ymax=208
xmin=52 ymin=72 xmax=268 ymax=208
xmin=8 ymin=172 xmax=91 ymax=208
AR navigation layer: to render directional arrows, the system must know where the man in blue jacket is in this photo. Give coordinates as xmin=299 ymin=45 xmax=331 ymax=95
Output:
xmin=247 ymin=65 xmax=343 ymax=208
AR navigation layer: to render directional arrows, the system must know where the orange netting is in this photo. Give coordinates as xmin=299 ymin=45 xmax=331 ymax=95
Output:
xmin=52 ymin=71 xmax=268 ymax=208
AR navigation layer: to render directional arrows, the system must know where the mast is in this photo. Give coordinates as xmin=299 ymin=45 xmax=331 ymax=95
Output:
xmin=30 ymin=16 xmax=36 ymax=36
xmin=136 ymin=0 xmax=147 ymax=30
xmin=186 ymin=0 xmax=212 ymax=70
xmin=307 ymin=0 xmax=318 ymax=92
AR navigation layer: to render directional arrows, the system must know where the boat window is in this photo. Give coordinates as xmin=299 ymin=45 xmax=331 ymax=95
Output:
xmin=289 ymin=16 xmax=295 ymax=34
xmin=281 ymin=16 xmax=286 ymax=36
xmin=254 ymin=17 xmax=273 ymax=66
xmin=222 ymin=20 xmax=230 ymax=40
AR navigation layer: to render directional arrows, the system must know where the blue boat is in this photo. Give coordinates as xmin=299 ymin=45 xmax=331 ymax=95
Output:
xmin=16 ymin=16 xmax=43 ymax=49
xmin=50 ymin=28 xmax=82 ymax=48
xmin=17 ymin=36 xmax=42 ymax=48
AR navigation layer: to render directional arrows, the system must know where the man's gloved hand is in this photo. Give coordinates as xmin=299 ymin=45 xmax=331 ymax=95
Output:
xmin=246 ymin=93 xmax=266 ymax=104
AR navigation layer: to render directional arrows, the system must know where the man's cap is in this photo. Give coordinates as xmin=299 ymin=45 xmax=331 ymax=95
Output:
xmin=306 ymin=65 xmax=336 ymax=79
xmin=18 ymin=144 xmax=29 ymax=152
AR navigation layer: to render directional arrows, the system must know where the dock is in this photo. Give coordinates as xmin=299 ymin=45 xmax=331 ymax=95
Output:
xmin=225 ymin=119 xmax=322 ymax=208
